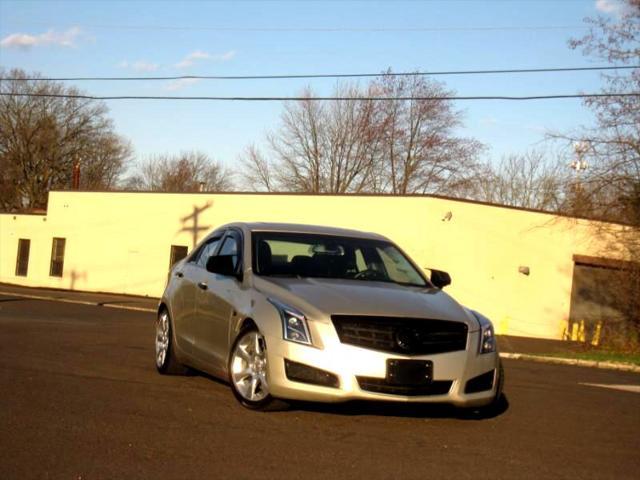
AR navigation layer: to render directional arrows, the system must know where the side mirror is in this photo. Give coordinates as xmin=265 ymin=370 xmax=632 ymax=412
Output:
xmin=206 ymin=255 xmax=240 ymax=279
xmin=429 ymin=269 xmax=451 ymax=289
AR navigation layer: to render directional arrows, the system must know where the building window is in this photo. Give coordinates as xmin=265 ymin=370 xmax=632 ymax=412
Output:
xmin=50 ymin=238 xmax=66 ymax=277
xmin=169 ymin=245 xmax=189 ymax=269
xmin=15 ymin=239 xmax=31 ymax=277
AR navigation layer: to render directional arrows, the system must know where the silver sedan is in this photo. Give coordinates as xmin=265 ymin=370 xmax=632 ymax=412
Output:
xmin=155 ymin=222 xmax=503 ymax=411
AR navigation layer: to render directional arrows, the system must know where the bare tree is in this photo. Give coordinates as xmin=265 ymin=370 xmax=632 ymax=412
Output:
xmin=81 ymin=133 xmax=133 ymax=190
xmin=556 ymin=0 xmax=640 ymax=224
xmin=371 ymin=73 xmax=483 ymax=195
xmin=240 ymin=76 xmax=482 ymax=194
xmin=126 ymin=151 xmax=233 ymax=192
xmin=0 ymin=69 xmax=132 ymax=211
xmin=242 ymin=85 xmax=381 ymax=193
xmin=554 ymin=0 xmax=640 ymax=345
xmin=474 ymin=150 xmax=569 ymax=211
xmin=241 ymin=144 xmax=275 ymax=192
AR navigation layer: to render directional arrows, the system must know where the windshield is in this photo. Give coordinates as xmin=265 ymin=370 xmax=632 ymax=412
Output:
xmin=252 ymin=232 xmax=428 ymax=287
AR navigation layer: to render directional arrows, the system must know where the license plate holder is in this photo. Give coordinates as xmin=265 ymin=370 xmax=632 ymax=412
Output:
xmin=386 ymin=359 xmax=433 ymax=385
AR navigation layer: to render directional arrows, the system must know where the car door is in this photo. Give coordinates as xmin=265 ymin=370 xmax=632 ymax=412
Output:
xmin=176 ymin=234 xmax=223 ymax=357
xmin=168 ymin=257 xmax=194 ymax=355
xmin=192 ymin=229 xmax=243 ymax=372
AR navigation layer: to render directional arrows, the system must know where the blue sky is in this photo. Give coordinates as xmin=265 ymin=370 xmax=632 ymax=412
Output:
xmin=0 ymin=0 xmax=625 ymax=174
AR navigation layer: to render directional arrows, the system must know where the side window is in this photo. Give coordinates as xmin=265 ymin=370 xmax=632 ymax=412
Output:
xmin=218 ymin=233 xmax=240 ymax=269
xmin=195 ymin=237 xmax=222 ymax=268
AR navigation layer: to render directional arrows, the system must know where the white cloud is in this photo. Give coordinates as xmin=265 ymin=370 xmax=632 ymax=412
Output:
xmin=187 ymin=50 xmax=211 ymax=61
xmin=0 ymin=27 xmax=82 ymax=49
xmin=174 ymin=49 xmax=236 ymax=69
xmin=217 ymin=50 xmax=236 ymax=61
xmin=595 ymin=0 xmax=626 ymax=14
xmin=174 ymin=50 xmax=210 ymax=68
xmin=164 ymin=78 xmax=200 ymax=91
xmin=118 ymin=60 xmax=159 ymax=72
xmin=175 ymin=59 xmax=196 ymax=69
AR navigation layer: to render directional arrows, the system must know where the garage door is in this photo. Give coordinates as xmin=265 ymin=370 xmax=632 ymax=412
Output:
xmin=569 ymin=255 xmax=629 ymax=344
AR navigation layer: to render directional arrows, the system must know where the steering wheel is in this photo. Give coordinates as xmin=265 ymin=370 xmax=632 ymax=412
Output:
xmin=354 ymin=269 xmax=386 ymax=281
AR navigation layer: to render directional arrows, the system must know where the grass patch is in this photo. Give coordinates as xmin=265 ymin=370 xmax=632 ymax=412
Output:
xmin=541 ymin=351 xmax=640 ymax=366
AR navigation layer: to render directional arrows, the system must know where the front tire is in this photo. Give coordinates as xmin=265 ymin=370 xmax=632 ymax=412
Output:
xmin=228 ymin=326 xmax=287 ymax=411
xmin=155 ymin=309 xmax=189 ymax=375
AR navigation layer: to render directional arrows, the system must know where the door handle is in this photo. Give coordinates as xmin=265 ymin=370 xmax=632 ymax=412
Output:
xmin=175 ymin=272 xmax=184 ymax=278
xmin=197 ymin=282 xmax=208 ymax=290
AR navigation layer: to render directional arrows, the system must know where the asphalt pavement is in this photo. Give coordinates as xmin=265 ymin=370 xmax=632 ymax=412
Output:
xmin=0 ymin=282 xmax=598 ymax=357
xmin=1 ymin=294 xmax=639 ymax=479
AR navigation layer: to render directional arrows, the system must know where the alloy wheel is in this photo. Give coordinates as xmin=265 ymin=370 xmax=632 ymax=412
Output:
xmin=155 ymin=311 xmax=170 ymax=369
xmin=230 ymin=330 xmax=269 ymax=402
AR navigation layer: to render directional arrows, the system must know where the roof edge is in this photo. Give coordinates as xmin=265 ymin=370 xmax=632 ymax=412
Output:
xmin=7 ymin=189 xmax=635 ymax=228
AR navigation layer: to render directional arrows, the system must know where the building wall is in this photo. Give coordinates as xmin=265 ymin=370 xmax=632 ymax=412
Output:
xmin=0 ymin=191 xmax=626 ymax=339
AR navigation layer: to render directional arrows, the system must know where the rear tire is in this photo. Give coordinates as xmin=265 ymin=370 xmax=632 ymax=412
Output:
xmin=228 ymin=326 xmax=288 ymax=411
xmin=155 ymin=309 xmax=189 ymax=375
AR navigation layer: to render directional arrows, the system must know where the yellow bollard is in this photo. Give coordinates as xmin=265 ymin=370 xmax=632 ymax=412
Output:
xmin=578 ymin=320 xmax=586 ymax=343
xmin=591 ymin=322 xmax=602 ymax=346
xmin=571 ymin=321 xmax=579 ymax=341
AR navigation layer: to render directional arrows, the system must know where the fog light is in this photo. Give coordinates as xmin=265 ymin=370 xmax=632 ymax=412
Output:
xmin=284 ymin=359 xmax=340 ymax=388
xmin=465 ymin=369 xmax=495 ymax=394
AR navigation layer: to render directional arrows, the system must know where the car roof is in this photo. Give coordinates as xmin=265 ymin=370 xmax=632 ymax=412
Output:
xmin=223 ymin=222 xmax=389 ymax=241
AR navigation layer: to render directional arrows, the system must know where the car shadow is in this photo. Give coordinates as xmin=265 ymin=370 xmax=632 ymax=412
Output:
xmin=192 ymin=369 xmax=509 ymax=420
xmin=287 ymin=393 xmax=510 ymax=420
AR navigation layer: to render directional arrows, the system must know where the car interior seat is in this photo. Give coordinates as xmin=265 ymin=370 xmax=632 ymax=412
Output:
xmin=257 ymin=240 xmax=273 ymax=274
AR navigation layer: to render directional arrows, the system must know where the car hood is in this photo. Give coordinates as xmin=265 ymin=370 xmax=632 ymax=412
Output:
xmin=253 ymin=276 xmax=479 ymax=331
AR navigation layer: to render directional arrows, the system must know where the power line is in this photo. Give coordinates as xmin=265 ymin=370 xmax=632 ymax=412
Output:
xmin=4 ymin=21 xmax=589 ymax=33
xmin=2 ymin=92 xmax=639 ymax=102
xmin=6 ymin=65 xmax=638 ymax=82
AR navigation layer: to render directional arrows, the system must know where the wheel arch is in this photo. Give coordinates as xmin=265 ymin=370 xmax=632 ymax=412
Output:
xmin=240 ymin=317 xmax=258 ymax=332
xmin=156 ymin=301 xmax=189 ymax=366
xmin=158 ymin=302 xmax=168 ymax=316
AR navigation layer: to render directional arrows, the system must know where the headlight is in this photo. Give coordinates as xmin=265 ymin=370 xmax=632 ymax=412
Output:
xmin=480 ymin=324 xmax=496 ymax=354
xmin=471 ymin=310 xmax=496 ymax=354
xmin=268 ymin=298 xmax=312 ymax=346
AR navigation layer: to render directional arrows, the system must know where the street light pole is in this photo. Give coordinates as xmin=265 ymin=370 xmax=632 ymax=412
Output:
xmin=570 ymin=141 xmax=589 ymax=193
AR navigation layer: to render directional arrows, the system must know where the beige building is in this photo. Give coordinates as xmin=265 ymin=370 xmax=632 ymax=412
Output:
xmin=0 ymin=190 xmax=630 ymax=340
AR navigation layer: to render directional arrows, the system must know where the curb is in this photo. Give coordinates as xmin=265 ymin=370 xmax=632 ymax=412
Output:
xmin=0 ymin=290 xmax=157 ymax=313
xmin=500 ymin=352 xmax=640 ymax=373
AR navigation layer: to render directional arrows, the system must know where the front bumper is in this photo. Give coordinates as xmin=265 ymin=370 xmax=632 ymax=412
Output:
xmin=264 ymin=322 xmax=500 ymax=407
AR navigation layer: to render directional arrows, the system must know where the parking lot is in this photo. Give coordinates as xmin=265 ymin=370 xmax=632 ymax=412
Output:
xmin=1 ymin=294 xmax=639 ymax=479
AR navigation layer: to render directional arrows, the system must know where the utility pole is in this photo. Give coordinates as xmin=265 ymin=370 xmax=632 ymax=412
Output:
xmin=72 ymin=156 xmax=81 ymax=190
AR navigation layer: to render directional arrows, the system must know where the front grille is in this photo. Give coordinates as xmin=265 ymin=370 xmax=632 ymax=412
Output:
xmin=357 ymin=377 xmax=453 ymax=396
xmin=331 ymin=315 xmax=468 ymax=355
